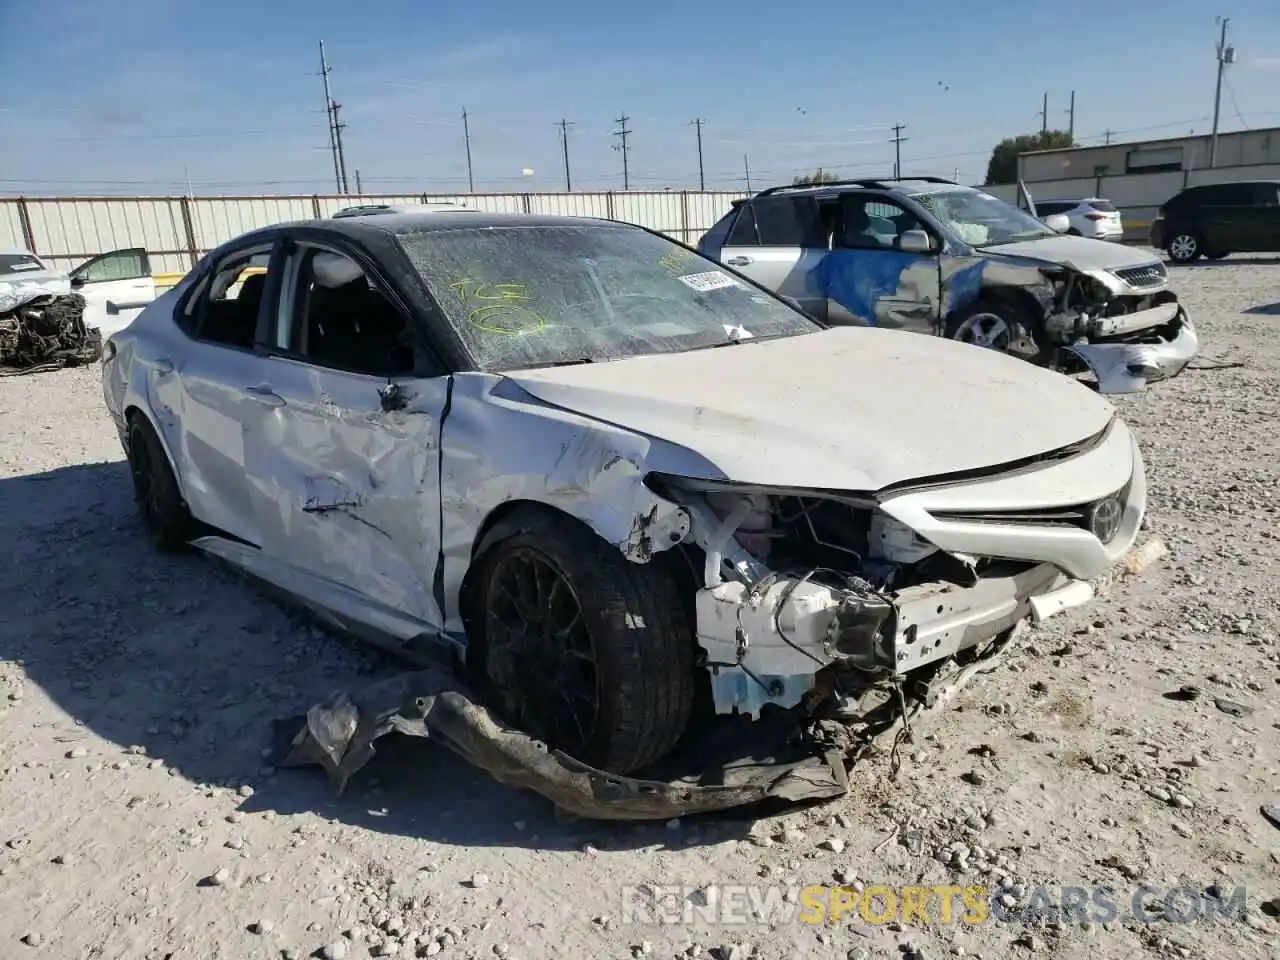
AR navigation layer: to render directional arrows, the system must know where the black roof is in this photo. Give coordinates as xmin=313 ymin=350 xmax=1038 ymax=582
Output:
xmin=284 ymin=211 xmax=626 ymax=240
xmin=206 ymin=212 xmax=643 ymax=267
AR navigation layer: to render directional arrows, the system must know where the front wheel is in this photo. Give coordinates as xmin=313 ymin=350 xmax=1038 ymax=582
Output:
xmin=468 ymin=507 xmax=695 ymax=775
xmin=945 ymin=299 xmax=1046 ymax=363
xmin=1167 ymin=232 xmax=1202 ymax=263
xmin=126 ymin=415 xmax=195 ymax=551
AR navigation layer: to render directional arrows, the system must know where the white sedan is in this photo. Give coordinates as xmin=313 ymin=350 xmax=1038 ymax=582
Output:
xmin=1 ymin=246 xmax=158 ymax=338
xmin=102 ymin=211 xmax=1146 ymax=774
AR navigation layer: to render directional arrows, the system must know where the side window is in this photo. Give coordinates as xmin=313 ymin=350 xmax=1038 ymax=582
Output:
xmin=726 ymin=204 xmax=759 ymax=246
xmin=836 ymin=196 xmax=923 ymax=251
xmin=71 ymin=248 xmax=150 ymax=284
xmin=279 ymin=247 xmax=415 ymax=377
xmin=1204 ymin=183 xmax=1254 ymax=206
xmin=699 ymin=207 xmax=739 ymax=251
xmin=1034 ymin=202 xmax=1071 ymax=216
xmin=1252 ymin=184 xmax=1280 ymax=206
xmin=185 ymin=249 xmax=273 ymax=349
xmin=751 ymin=196 xmax=824 ymax=248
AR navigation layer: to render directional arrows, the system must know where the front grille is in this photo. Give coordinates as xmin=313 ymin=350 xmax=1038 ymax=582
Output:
xmin=1111 ymin=262 xmax=1167 ymax=288
xmin=930 ymin=480 xmax=1131 ymax=541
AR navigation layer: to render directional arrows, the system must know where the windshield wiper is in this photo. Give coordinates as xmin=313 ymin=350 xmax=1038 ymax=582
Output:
xmin=549 ymin=357 xmax=596 ymax=366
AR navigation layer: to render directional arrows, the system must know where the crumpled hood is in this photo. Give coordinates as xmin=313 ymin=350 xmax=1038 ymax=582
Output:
xmin=984 ymin=235 xmax=1161 ymax=272
xmin=505 ymin=326 xmax=1117 ymax=491
xmin=0 ymin=272 xmax=72 ymax=313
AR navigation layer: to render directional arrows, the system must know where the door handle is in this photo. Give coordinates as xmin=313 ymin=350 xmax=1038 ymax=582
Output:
xmin=243 ymin=384 xmax=286 ymax=408
xmin=725 ymin=256 xmax=753 ymax=266
xmin=153 ymin=357 xmax=175 ymax=375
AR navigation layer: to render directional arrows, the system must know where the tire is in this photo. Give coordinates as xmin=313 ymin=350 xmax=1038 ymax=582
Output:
xmin=944 ymin=298 xmax=1047 ymax=363
xmin=1166 ymin=231 xmax=1202 ymax=263
xmin=467 ymin=506 xmax=695 ymax=775
xmin=1067 ymin=228 xmax=1082 ymax=236
xmin=126 ymin=415 xmax=195 ymax=551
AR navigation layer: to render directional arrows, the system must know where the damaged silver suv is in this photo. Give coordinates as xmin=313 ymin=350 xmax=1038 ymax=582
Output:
xmin=699 ymin=177 xmax=1200 ymax=394
xmin=103 ymin=212 xmax=1148 ymax=804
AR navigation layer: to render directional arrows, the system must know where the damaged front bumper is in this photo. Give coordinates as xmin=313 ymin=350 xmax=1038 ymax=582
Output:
xmin=697 ymin=560 xmax=1087 ymax=716
xmin=665 ymin=422 xmax=1144 ymax=718
xmin=1060 ymin=303 xmax=1200 ymax=394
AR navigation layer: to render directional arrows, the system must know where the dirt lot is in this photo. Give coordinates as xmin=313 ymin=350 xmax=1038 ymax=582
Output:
xmin=1 ymin=258 xmax=1278 ymax=960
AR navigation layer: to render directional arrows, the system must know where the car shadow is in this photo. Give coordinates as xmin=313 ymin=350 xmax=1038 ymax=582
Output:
xmin=1243 ymin=302 xmax=1280 ymax=316
xmin=0 ymin=462 xmax=753 ymax=852
xmin=1169 ymin=255 xmax=1280 ymax=268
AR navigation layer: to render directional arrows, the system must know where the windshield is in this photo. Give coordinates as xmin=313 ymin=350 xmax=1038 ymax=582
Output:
xmin=914 ymin=188 xmax=1055 ymax=248
xmin=399 ymin=224 xmax=821 ymax=371
xmin=0 ymin=253 xmax=48 ymax=276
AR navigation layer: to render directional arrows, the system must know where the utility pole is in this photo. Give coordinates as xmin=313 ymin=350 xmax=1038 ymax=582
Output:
xmin=1210 ymin=16 xmax=1235 ymax=168
xmin=743 ymin=153 xmax=752 ymax=193
xmin=460 ymin=107 xmax=475 ymax=192
xmin=557 ymin=118 xmax=573 ymax=191
xmin=690 ymin=118 xmax=706 ymax=191
xmin=612 ymin=113 xmax=632 ymax=190
xmin=354 ymin=169 xmax=362 ymax=194
xmin=318 ymin=41 xmax=341 ymax=193
xmin=1103 ymin=129 xmax=1114 ymax=145
xmin=331 ymin=100 xmax=349 ymax=194
xmin=1040 ymin=92 xmax=1049 ymax=134
xmin=1066 ymin=90 xmax=1076 ymax=140
xmin=890 ymin=123 xmax=908 ymax=177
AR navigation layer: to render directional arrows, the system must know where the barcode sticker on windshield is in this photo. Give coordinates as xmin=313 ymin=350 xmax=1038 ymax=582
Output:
xmin=678 ymin=270 xmax=741 ymax=292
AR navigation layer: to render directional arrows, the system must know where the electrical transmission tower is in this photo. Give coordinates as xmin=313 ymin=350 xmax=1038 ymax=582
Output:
xmin=1209 ymin=16 xmax=1236 ymax=168
xmin=890 ymin=123 xmax=908 ymax=178
xmin=461 ymin=107 xmax=474 ymax=192
xmin=318 ymin=41 xmax=342 ymax=193
xmin=690 ymin=118 xmax=706 ymax=191
xmin=612 ymin=113 xmax=632 ymax=190
xmin=557 ymin=119 xmax=574 ymax=191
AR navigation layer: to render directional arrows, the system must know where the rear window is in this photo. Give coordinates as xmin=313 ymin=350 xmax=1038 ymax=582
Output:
xmin=1086 ymin=200 xmax=1117 ymax=212
xmin=0 ymin=253 xmax=46 ymax=276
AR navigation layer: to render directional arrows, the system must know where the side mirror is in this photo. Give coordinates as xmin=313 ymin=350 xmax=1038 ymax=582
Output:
xmin=69 ymin=274 xmax=87 ymax=289
xmin=780 ymin=295 xmax=814 ymax=318
xmin=898 ymin=229 xmax=934 ymax=254
xmin=1044 ymin=213 xmax=1072 ymax=234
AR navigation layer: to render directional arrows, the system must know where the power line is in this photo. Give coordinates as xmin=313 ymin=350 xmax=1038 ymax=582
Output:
xmin=557 ymin=119 xmax=574 ymax=192
xmin=690 ymin=118 xmax=706 ymax=191
xmin=890 ymin=123 xmax=908 ymax=177
xmin=461 ymin=107 xmax=474 ymax=192
xmin=612 ymin=113 xmax=632 ymax=190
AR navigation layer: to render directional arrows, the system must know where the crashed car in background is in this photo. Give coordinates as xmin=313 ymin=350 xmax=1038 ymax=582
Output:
xmin=102 ymin=211 xmax=1148 ymax=816
xmin=0 ymin=247 xmax=158 ymax=371
xmin=698 ymin=177 xmax=1199 ymax=394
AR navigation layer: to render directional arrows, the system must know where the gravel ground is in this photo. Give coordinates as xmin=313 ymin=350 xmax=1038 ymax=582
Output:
xmin=1 ymin=257 xmax=1278 ymax=960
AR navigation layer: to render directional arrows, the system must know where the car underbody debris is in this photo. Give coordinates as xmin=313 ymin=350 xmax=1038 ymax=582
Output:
xmin=0 ymin=292 xmax=100 ymax=375
xmin=273 ymin=624 xmax=1024 ymax=820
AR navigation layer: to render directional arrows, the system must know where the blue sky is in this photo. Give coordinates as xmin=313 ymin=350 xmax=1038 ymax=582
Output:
xmin=2 ymin=0 xmax=1279 ymax=196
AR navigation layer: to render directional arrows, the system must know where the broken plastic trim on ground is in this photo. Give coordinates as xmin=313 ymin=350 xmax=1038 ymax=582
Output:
xmin=271 ymin=623 xmax=1029 ymax=821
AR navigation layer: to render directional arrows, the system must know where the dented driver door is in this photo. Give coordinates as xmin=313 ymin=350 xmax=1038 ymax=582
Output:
xmin=238 ymin=236 xmax=450 ymax=646
xmin=241 ymin=354 xmax=450 ymax=642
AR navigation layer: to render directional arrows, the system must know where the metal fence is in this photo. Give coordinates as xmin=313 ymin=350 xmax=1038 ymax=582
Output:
xmin=0 ymin=191 xmax=747 ymax=279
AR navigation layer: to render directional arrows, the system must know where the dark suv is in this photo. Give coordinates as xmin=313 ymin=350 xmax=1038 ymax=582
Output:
xmin=1150 ymin=181 xmax=1280 ymax=263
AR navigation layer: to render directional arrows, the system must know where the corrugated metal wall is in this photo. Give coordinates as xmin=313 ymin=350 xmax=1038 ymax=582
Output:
xmin=1 ymin=191 xmax=745 ymax=278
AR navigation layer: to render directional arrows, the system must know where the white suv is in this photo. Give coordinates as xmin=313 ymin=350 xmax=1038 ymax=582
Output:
xmin=1032 ymin=198 xmax=1124 ymax=240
